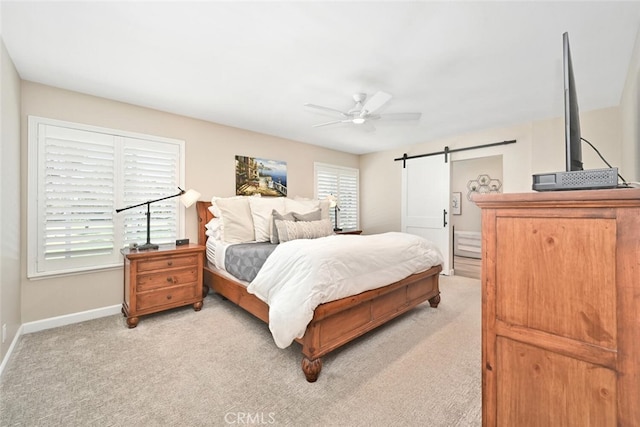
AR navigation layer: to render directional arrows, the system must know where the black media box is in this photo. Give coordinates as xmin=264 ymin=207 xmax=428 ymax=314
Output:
xmin=175 ymin=238 xmax=190 ymax=246
xmin=532 ymin=167 xmax=618 ymax=191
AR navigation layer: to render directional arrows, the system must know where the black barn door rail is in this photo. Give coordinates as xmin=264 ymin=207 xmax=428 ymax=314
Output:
xmin=395 ymin=139 xmax=517 ymax=167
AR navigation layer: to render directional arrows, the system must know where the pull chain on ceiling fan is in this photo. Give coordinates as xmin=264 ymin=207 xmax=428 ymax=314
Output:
xmin=304 ymin=91 xmax=421 ymax=130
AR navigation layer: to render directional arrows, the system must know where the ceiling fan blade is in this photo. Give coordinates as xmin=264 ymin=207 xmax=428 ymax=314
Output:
xmin=312 ymin=119 xmax=351 ymax=128
xmin=378 ymin=112 xmax=422 ymax=121
xmin=304 ymin=103 xmax=348 ymax=117
xmin=361 ymin=91 xmax=392 ymax=114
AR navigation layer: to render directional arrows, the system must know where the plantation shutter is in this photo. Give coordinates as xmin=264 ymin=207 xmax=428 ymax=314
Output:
xmin=37 ymin=124 xmax=116 ymax=273
xmin=315 ymin=163 xmax=359 ymax=230
xmin=28 ymin=117 xmax=185 ymax=278
xmin=121 ymin=139 xmax=180 ymax=247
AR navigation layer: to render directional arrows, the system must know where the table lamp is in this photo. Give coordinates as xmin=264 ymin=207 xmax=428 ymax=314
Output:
xmin=325 ymin=194 xmax=342 ymax=232
xmin=116 ymin=187 xmax=200 ymax=250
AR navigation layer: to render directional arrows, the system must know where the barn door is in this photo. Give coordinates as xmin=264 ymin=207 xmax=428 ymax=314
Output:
xmin=401 ymin=154 xmax=451 ymax=275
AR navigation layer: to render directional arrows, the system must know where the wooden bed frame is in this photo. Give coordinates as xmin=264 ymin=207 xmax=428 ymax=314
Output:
xmin=196 ymin=201 xmax=442 ymax=382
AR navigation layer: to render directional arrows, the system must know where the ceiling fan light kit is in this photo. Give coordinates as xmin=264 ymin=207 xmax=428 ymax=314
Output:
xmin=304 ymin=91 xmax=421 ymax=129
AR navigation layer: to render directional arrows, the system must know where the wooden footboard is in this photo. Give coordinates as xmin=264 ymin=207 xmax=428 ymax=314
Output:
xmin=205 ymin=264 xmax=441 ymax=381
xmin=298 ymin=264 xmax=441 ymax=381
xmin=197 ymin=201 xmax=442 ymax=382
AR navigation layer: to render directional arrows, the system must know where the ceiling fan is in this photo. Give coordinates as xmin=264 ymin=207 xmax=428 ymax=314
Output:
xmin=304 ymin=91 xmax=421 ymax=130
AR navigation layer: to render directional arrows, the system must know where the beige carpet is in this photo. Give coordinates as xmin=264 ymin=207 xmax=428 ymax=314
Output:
xmin=0 ymin=275 xmax=481 ymax=427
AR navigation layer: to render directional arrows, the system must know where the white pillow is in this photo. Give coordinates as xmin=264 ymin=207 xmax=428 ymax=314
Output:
xmin=285 ymin=198 xmax=320 ymax=215
xmin=209 ymin=196 xmax=233 ymax=217
xmin=205 ymin=218 xmax=221 ymax=231
xmin=205 ymin=218 xmax=223 ymax=240
xmin=210 ymin=195 xmax=252 ymax=217
xmin=209 ymin=197 xmax=224 ymax=217
xmin=274 ymin=219 xmax=334 ymax=243
xmin=215 ymin=197 xmax=255 ymax=243
xmin=248 ymin=197 xmax=286 ymax=242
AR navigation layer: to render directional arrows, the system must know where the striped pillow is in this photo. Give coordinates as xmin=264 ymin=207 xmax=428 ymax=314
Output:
xmin=274 ymin=219 xmax=333 ymax=243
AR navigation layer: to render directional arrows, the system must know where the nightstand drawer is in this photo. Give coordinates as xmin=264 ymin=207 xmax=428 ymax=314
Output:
xmin=137 ymin=254 xmax=199 ymax=273
xmin=136 ymin=267 xmax=199 ymax=292
xmin=136 ymin=284 xmax=198 ymax=311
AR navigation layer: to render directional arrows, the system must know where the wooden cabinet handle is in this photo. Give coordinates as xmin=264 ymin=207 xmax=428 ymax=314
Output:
xmin=167 ymin=261 xmax=173 ymax=266
xmin=166 ymin=294 xmax=172 ymax=300
xmin=166 ymin=276 xmax=177 ymax=283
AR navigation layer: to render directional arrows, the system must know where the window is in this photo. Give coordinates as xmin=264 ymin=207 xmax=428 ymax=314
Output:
xmin=28 ymin=117 xmax=185 ymax=278
xmin=314 ymin=163 xmax=359 ymax=230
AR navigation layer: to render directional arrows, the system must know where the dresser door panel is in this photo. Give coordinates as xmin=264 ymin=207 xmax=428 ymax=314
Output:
xmin=496 ymin=338 xmax=617 ymax=427
xmin=495 ymin=216 xmax=617 ymax=348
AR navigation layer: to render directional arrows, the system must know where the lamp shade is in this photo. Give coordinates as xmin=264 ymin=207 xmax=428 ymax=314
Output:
xmin=325 ymin=194 xmax=337 ymax=208
xmin=180 ymin=189 xmax=201 ymax=208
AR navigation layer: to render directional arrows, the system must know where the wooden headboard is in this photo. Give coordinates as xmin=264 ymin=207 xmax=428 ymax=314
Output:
xmin=196 ymin=201 xmax=214 ymax=246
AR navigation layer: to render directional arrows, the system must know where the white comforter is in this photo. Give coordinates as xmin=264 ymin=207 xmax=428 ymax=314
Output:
xmin=247 ymin=232 xmax=444 ymax=348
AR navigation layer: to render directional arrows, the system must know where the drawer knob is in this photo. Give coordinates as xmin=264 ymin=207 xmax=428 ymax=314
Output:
xmin=167 ymin=261 xmax=173 ymax=266
xmin=166 ymin=294 xmax=172 ymax=300
xmin=166 ymin=276 xmax=177 ymax=283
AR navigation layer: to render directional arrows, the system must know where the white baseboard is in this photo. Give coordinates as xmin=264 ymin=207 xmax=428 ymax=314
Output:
xmin=22 ymin=304 xmax=122 ymax=334
xmin=0 ymin=324 xmax=23 ymax=377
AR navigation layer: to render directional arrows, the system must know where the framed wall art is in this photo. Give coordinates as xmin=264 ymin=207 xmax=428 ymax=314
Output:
xmin=452 ymin=192 xmax=462 ymax=215
xmin=235 ymin=156 xmax=287 ymax=197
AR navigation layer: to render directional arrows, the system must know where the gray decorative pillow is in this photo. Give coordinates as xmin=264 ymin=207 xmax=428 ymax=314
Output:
xmin=292 ymin=209 xmax=321 ymax=222
xmin=271 ymin=210 xmax=296 ymax=244
xmin=275 ymin=219 xmax=334 ymax=243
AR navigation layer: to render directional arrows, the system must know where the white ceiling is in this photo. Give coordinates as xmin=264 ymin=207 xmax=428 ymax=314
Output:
xmin=2 ymin=1 xmax=640 ymax=155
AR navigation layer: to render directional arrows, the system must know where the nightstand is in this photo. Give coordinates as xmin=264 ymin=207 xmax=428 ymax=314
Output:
xmin=121 ymin=244 xmax=205 ymax=328
xmin=335 ymin=229 xmax=362 ymax=235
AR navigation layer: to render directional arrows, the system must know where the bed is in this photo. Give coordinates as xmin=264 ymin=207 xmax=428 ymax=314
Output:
xmin=196 ymin=200 xmax=442 ymax=382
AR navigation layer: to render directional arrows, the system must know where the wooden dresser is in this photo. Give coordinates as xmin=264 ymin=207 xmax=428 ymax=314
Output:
xmin=474 ymin=189 xmax=640 ymax=427
xmin=122 ymin=244 xmax=205 ymax=328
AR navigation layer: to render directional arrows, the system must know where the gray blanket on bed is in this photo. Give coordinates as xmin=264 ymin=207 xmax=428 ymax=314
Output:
xmin=225 ymin=242 xmax=278 ymax=282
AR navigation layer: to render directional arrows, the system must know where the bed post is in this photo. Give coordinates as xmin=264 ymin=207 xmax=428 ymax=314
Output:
xmin=301 ymin=358 xmax=322 ymax=383
xmin=196 ymin=201 xmax=212 ymax=246
xmin=196 ymin=201 xmax=213 ymax=296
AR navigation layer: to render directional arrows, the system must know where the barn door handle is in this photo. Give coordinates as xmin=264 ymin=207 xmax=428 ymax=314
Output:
xmin=443 ymin=209 xmax=448 ymax=227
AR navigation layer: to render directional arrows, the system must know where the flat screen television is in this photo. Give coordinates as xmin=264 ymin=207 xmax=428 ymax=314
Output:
xmin=563 ymin=32 xmax=583 ymax=172
xmin=531 ymin=32 xmax=617 ymax=191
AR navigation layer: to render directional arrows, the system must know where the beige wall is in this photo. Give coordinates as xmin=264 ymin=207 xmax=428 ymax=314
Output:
xmin=451 ymin=155 xmax=502 ymax=233
xmin=20 ymin=82 xmax=359 ymax=323
xmin=1 ymin=38 xmax=22 ymax=360
xmin=360 ymin=107 xmax=623 ymax=235
xmin=621 ymin=27 xmax=640 ymax=182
